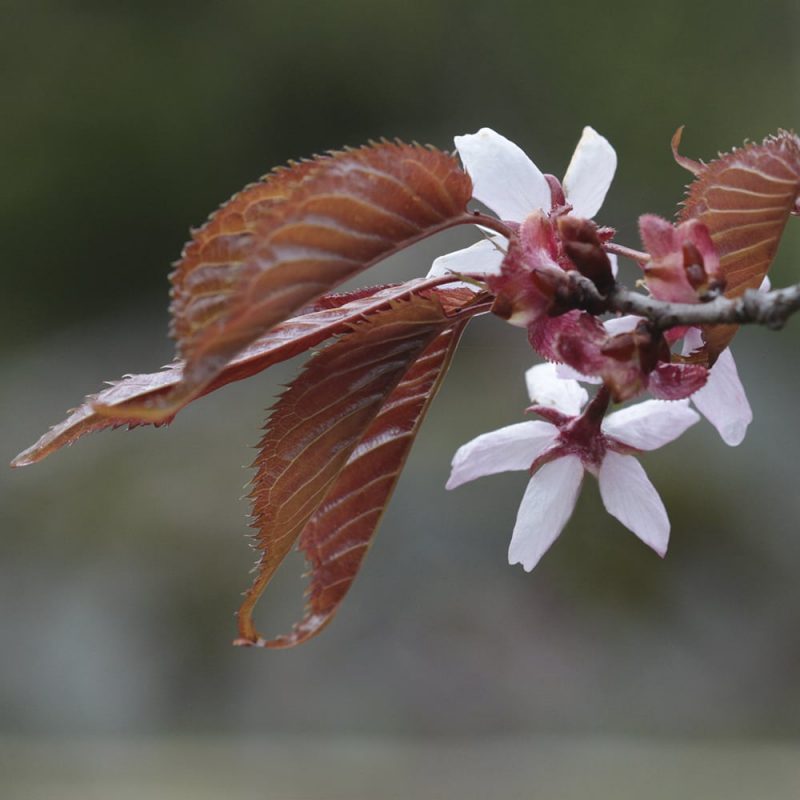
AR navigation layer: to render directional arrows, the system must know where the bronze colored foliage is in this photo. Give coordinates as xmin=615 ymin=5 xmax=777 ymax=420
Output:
xmin=255 ymin=322 xmax=468 ymax=648
xmin=170 ymin=142 xmax=473 ymax=405
xmin=236 ymin=292 xmax=478 ymax=646
xmin=11 ymin=281 xmax=442 ymax=464
xmin=676 ymin=129 xmax=800 ymax=360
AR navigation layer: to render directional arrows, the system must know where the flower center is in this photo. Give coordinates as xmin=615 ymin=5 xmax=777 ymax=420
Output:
xmin=530 ymin=386 xmax=612 ymax=474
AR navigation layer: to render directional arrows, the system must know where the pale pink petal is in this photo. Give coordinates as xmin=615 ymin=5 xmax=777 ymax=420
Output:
xmin=682 ymin=219 xmax=720 ymax=279
xmin=603 ymin=399 xmax=699 ymax=450
xmin=454 ymin=128 xmax=551 ymax=222
xmin=562 ymin=127 xmax=617 ymax=219
xmin=446 ymin=421 xmax=557 ymax=490
xmin=508 ymin=455 xmax=584 ymax=571
xmin=427 ymin=237 xmax=505 ymax=281
xmin=598 ymin=452 xmax=669 ymax=556
xmin=690 ymin=347 xmax=752 ymax=446
xmin=639 ymin=214 xmax=677 ymax=259
xmin=525 ymin=362 xmax=588 ymax=415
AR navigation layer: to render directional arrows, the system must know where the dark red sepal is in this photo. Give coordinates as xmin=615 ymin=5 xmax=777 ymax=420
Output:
xmin=528 ymin=311 xmax=700 ymax=402
xmin=488 ymin=211 xmax=566 ymax=327
xmin=648 ymin=363 xmax=708 ymax=400
xmin=557 ymin=216 xmax=615 ymax=294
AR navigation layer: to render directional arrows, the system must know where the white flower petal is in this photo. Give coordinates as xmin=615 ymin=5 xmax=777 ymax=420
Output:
xmin=446 ymin=421 xmax=557 ymax=490
xmin=555 ymin=363 xmax=602 ymax=384
xmin=454 ymin=128 xmax=551 ymax=222
xmin=603 ymin=399 xmax=699 ymax=450
xmin=681 ymin=326 xmax=703 ymax=356
xmin=525 ymin=363 xmax=588 ymax=415
xmin=760 ymin=275 xmax=772 ymax=292
xmin=690 ymin=347 xmax=752 ymax=446
xmin=603 ymin=314 xmax=641 ymax=336
xmin=680 ymin=329 xmax=753 ymax=446
xmin=427 ymin=237 xmax=506 ymax=283
xmin=562 ymin=127 xmax=617 ymax=219
xmin=598 ymin=452 xmax=669 ymax=556
xmin=508 ymin=455 xmax=584 ymax=571
xmin=608 ymin=251 xmax=619 ymax=278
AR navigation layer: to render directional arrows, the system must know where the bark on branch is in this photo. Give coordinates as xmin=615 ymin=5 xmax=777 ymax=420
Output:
xmin=566 ymin=273 xmax=800 ymax=331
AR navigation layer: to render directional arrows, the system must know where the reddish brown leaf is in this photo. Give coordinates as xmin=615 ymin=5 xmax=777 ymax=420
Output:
xmin=234 ymin=292 xmax=480 ymax=646
xmin=92 ymin=280 xmax=446 ymax=424
xmin=676 ymin=129 xmax=800 ymax=360
xmin=11 ymin=280 xmax=453 ymax=466
xmin=265 ymin=323 xmax=467 ymax=648
xmin=184 ymin=158 xmax=323 ymax=250
xmin=170 ymin=142 xmax=473 ymax=402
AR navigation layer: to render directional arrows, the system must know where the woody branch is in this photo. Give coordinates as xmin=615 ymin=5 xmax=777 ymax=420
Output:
xmin=565 ymin=272 xmax=800 ymax=332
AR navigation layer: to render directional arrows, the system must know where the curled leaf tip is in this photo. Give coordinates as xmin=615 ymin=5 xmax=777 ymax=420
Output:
xmin=671 ymin=127 xmax=703 ymax=176
xmin=232 ymin=636 xmax=268 ymax=648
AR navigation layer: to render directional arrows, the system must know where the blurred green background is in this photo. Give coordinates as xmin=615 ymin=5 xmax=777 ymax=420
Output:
xmin=3 ymin=0 xmax=800 ymax=797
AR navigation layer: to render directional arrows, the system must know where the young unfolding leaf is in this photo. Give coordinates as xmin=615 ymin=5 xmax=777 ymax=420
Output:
xmin=170 ymin=142 xmax=474 ymax=408
xmin=11 ymin=280 xmax=443 ymax=465
xmin=265 ymin=323 xmax=467 ymax=648
xmin=235 ymin=291 xmax=482 ymax=646
xmin=675 ymin=129 xmax=800 ymax=361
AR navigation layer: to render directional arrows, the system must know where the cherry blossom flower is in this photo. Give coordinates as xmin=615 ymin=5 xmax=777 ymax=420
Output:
xmin=599 ymin=278 xmax=767 ymax=445
xmin=675 ymin=276 xmax=769 ymax=446
xmin=558 ymin=314 xmax=752 ymax=446
xmin=446 ymin=364 xmax=699 ymax=571
xmin=632 ymin=220 xmax=766 ymax=445
xmin=428 ymin=126 xmax=617 ymax=283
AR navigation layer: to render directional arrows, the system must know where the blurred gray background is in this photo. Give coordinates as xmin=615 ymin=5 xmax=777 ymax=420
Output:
xmin=3 ymin=1 xmax=800 ymax=797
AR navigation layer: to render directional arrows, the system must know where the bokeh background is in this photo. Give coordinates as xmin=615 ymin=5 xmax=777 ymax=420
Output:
xmin=3 ymin=1 xmax=800 ymax=797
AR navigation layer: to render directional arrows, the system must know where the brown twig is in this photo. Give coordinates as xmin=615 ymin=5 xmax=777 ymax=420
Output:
xmin=566 ymin=273 xmax=800 ymax=331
